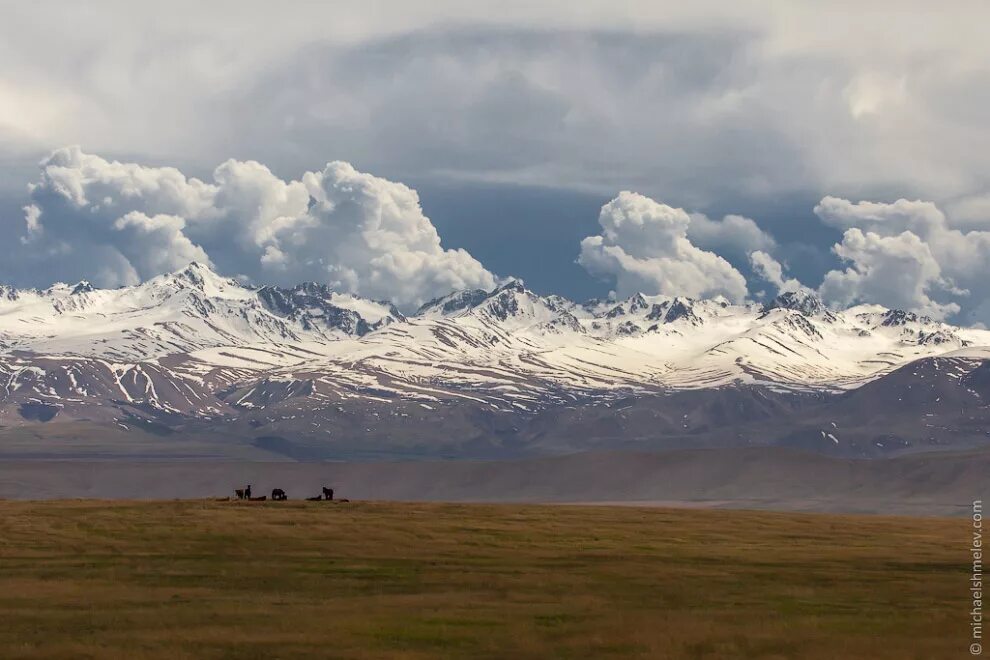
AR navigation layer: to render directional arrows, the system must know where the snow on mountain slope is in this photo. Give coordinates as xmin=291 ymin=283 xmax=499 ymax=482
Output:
xmin=419 ymin=279 xmax=582 ymax=334
xmin=168 ymin=280 xmax=990 ymax=415
xmin=0 ymin=263 xmax=401 ymax=361
xmin=561 ymin=289 xmax=982 ymax=390
xmin=1 ymin=263 xmax=988 ymax=427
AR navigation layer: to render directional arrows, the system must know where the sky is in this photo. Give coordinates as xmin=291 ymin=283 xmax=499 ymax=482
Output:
xmin=2 ymin=2 xmax=990 ymax=322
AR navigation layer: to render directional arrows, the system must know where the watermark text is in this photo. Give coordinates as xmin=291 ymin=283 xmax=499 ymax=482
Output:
xmin=973 ymin=499 xmax=983 ymax=656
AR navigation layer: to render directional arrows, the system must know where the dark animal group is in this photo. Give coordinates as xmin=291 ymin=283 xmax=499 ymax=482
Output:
xmin=233 ymin=484 xmax=344 ymax=502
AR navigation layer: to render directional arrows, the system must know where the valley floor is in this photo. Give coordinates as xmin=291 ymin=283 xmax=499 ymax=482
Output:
xmin=0 ymin=500 xmax=972 ymax=659
xmin=0 ymin=447 xmax=986 ymax=516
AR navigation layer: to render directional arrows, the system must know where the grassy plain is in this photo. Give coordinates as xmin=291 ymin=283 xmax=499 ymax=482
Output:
xmin=0 ymin=500 xmax=970 ymax=659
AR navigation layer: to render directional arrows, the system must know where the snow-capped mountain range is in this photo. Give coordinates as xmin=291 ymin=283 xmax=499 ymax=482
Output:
xmin=2 ymin=262 xmax=990 ymax=459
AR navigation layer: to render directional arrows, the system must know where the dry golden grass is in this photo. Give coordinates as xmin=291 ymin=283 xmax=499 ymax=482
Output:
xmin=0 ymin=500 xmax=971 ymax=659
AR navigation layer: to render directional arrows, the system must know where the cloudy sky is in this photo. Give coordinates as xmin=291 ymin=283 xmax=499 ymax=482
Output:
xmin=3 ymin=1 xmax=990 ymax=321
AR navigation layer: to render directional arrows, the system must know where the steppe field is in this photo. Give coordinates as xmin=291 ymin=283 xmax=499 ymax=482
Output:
xmin=0 ymin=500 xmax=970 ymax=659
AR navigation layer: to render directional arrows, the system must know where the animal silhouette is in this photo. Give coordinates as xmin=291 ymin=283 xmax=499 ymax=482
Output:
xmin=271 ymin=488 xmax=287 ymax=501
xmin=322 ymin=486 xmax=334 ymax=501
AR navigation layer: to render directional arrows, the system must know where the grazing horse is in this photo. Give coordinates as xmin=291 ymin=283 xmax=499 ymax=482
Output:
xmin=245 ymin=484 xmax=252 ymax=499
xmin=322 ymin=486 xmax=334 ymax=501
xmin=271 ymin=488 xmax=287 ymax=501
xmin=234 ymin=488 xmax=245 ymax=500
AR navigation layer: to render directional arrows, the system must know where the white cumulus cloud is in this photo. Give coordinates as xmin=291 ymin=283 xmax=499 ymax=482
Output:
xmin=111 ymin=212 xmax=212 ymax=282
xmin=578 ymin=191 xmax=749 ymax=302
xmin=19 ymin=147 xmax=496 ymax=310
xmin=749 ymin=250 xmax=808 ymax=296
xmin=818 ymin=228 xmax=961 ymax=319
xmin=811 ymin=196 xmax=990 ymax=321
xmin=688 ymin=213 xmax=777 ymax=262
xmin=813 ymin=196 xmax=946 ymax=237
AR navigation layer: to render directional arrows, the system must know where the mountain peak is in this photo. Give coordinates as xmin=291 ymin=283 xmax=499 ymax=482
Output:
xmin=494 ymin=278 xmax=526 ymax=294
xmin=152 ymin=261 xmax=242 ymax=297
xmin=255 ymin=282 xmax=401 ymax=336
xmin=764 ymin=290 xmax=830 ymax=318
xmin=173 ymin=261 xmax=219 ymax=284
xmin=71 ymin=281 xmax=95 ymax=295
xmin=416 ymin=288 xmax=491 ymax=317
xmin=628 ymin=293 xmax=649 ymax=312
xmin=417 ymin=279 xmax=534 ymax=319
xmin=419 ymin=279 xmax=581 ymax=331
xmin=644 ymin=297 xmax=703 ymax=325
xmin=880 ymin=309 xmax=930 ymax=327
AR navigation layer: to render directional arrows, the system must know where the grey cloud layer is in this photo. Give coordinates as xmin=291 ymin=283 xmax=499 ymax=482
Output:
xmin=3 ymin=5 xmax=990 ymax=208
